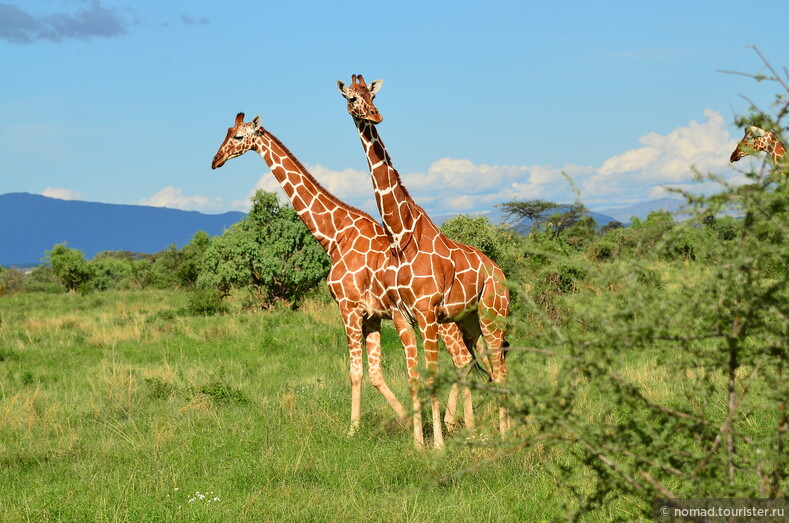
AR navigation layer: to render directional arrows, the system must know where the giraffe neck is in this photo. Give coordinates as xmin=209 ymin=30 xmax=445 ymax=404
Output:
xmin=255 ymin=130 xmax=352 ymax=253
xmin=768 ymin=137 xmax=786 ymax=162
xmin=354 ymin=119 xmax=436 ymax=248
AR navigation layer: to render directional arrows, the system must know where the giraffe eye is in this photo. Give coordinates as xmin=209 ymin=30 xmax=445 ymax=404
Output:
xmin=233 ymin=135 xmax=243 ymax=141
xmin=349 ymin=96 xmax=357 ymax=103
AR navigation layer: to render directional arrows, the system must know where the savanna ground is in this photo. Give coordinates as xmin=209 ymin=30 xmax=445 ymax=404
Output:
xmin=0 ymin=286 xmax=661 ymax=522
xmin=2 ymin=254 xmax=777 ymax=521
xmin=1 ymin=289 xmax=562 ymax=522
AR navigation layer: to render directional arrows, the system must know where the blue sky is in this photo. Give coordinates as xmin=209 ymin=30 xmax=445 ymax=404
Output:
xmin=1 ymin=1 xmax=787 ymax=219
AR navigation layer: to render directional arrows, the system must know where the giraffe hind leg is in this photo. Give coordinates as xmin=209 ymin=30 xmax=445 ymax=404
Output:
xmin=342 ymin=308 xmax=364 ymax=437
xmin=363 ymin=317 xmax=407 ymax=421
xmin=439 ymin=322 xmax=475 ymax=432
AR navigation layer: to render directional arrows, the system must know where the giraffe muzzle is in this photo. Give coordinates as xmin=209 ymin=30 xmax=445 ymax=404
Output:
xmin=365 ymin=112 xmax=383 ymax=124
xmin=211 ymin=155 xmax=226 ymax=169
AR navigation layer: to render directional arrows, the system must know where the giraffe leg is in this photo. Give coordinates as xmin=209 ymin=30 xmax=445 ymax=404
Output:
xmin=363 ymin=317 xmax=407 ymax=420
xmin=439 ymin=322 xmax=475 ymax=432
xmin=393 ymin=311 xmax=424 ymax=449
xmin=479 ymin=284 xmax=510 ymax=435
xmin=341 ymin=308 xmax=365 ymax=437
xmin=416 ymin=311 xmax=444 ymax=449
xmin=444 ymin=383 xmax=459 ymax=431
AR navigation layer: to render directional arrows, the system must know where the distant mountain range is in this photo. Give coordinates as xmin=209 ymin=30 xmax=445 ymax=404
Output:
xmin=0 ymin=192 xmax=688 ymax=267
xmin=435 ymin=197 xmax=687 ymax=230
xmin=598 ymin=197 xmax=688 ymax=223
xmin=1 ymin=193 xmax=244 ymax=267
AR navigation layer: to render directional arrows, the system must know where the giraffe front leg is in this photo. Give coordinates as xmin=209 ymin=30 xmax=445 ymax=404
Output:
xmin=393 ymin=311 xmax=424 ymax=449
xmin=342 ymin=308 xmax=364 ymax=437
xmin=479 ymin=307 xmax=510 ymax=435
xmin=417 ymin=313 xmax=444 ymax=449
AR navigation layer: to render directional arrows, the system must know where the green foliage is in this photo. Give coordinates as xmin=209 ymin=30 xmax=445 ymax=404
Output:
xmin=498 ymin=199 xmax=559 ymax=234
xmin=185 ymin=286 xmax=228 ymax=316
xmin=44 ymin=243 xmax=92 ymax=293
xmin=88 ymin=255 xmax=134 ymax=291
xmin=562 ymin=215 xmax=598 ymax=248
xmin=546 ymin=202 xmax=588 ymax=237
xmin=477 ymin=53 xmax=789 ymax=519
xmin=178 ymin=230 xmax=211 ymax=287
xmin=0 ymin=268 xmax=25 ymax=295
xmin=198 ymin=191 xmax=330 ymax=308
xmin=439 ymin=213 xmax=525 ymax=279
xmin=23 ymin=265 xmax=62 ymax=293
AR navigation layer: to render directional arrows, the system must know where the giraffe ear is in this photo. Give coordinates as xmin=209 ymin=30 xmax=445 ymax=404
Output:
xmin=337 ymin=80 xmax=349 ymax=98
xmin=368 ymin=79 xmax=384 ymax=95
xmin=252 ymin=115 xmax=262 ymax=127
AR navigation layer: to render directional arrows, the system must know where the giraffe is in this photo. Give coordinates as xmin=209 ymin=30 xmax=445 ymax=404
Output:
xmin=337 ymin=75 xmax=510 ymax=448
xmin=730 ymin=125 xmax=786 ymax=164
xmin=211 ymin=113 xmax=478 ymax=445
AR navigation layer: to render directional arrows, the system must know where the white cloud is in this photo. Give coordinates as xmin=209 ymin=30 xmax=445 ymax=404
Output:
xmin=582 ymin=109 xmax=738 ymax=206
xmin=234 ymin=165 xmax=377 ymax=214
xmin=42 ymin=187 xmax=82 ymax=200
xmin=140 ymin=187 xmax=222 ymax=211
xmin=227 ymin=110 xmax=743 ymax=220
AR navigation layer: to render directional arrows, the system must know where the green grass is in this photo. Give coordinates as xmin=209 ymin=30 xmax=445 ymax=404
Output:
xmin=0 ymin=290 xmax=569 ymax=521
xmin=0 ymin=284 xmax=778 ymax=521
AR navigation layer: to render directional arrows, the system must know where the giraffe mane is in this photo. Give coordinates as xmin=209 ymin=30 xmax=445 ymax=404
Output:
xmin=263 ymin=129 xmax=378 ymax=222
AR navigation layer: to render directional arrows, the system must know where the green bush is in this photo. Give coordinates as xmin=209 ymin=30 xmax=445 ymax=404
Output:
xmin=0 ymin=268 xmax=25 ymax=295
xmin=88 ymin=256 xmax=134 ymax=291
xmin=439 ymin=213 xmax=525 ymax=280
xmin=44 ymin=243 xmax=92 ymax=293
xmin=198 ymin=191 xmax=330 ymax=308
xmin=185 ymin=287 xmax=229 ymax=316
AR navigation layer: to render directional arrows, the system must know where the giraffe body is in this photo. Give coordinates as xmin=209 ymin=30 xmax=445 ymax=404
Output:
xmin=730 ymin=126 xmax=786 ymax=163
xmin=211 ymin=114 xmax=477 ymax=442
xmin=338 ymin=76 xmax=510 ymax=449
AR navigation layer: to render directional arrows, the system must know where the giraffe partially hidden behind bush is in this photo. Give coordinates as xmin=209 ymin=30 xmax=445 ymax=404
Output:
xmin=730 ymin=125 xmax=786 ymax=164
xmin=211 ymin=113 xmax=480 ymax=443
xmin=338 ymin=75 xmax=510 ymax=449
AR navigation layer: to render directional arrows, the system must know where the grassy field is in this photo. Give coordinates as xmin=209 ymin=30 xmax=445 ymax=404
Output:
xmin=0 ymin=281 xmax=771 ymax=521
xmin=0 ymin=290 xmax=570 ymax=522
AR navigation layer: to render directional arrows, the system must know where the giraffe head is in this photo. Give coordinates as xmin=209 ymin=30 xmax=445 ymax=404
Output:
xmin=212 ymin=112 xmax=263 ymax=169
xmin=337 ymin=74 xmax=384 ymax=123
xmin=730 ymin=125 xmax=785 ymax=163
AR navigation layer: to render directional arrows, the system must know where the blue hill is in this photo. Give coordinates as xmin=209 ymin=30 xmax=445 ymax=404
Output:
xmin=597 ymin=198 xmax=688 ymax=223
xmin=1 ymin=193 xmax=244 ymax=266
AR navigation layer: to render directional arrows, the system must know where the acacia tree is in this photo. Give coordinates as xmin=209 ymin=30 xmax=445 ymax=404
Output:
xmin=498 ymin=199 xmax=558 ymax=235
xmin=198 ymin=191 xmax=330 ymax=308
xmin=546 ymin=202 xmax=588 ymax=237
